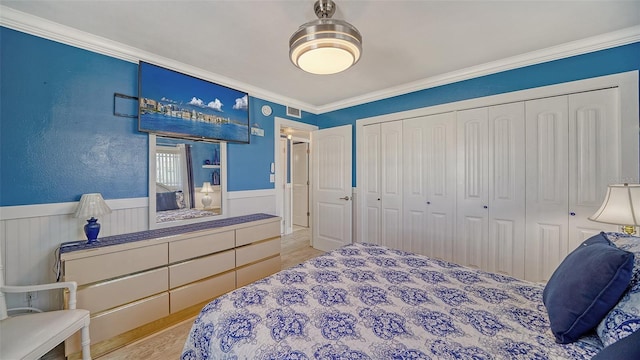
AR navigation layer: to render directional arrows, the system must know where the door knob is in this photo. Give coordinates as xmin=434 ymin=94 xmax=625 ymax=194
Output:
xmin=570 ymin=212 xmax=576 ymax=216
xmin=339 ymin=196 xmax=351 ymax=201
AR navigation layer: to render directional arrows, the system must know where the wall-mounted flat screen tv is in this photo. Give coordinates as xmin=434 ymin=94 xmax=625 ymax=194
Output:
xmin=138 ymin=61 xmax=250 ymax=143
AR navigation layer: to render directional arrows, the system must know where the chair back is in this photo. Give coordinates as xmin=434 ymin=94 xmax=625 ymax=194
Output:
xmin=0 ymin=243 xmax=8 ymax=320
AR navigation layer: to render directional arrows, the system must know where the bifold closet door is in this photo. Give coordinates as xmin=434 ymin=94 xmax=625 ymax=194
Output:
xmin=525 ymin=95 xmax=570 ymax=283
xmin=361 ymin=121 xmax=403 ymax=248
xmin=487 ymin=103 xmax=526 ymax=279
xmin=456 ymin=103 xmax=525 ymax=276
xmin=525 ymin=88 xmax=620 ymax=282
xmin=403 ymin=112 xmax=456 ymax=260
xmin=380 ymin=121 xmax=403 ymax=250
xmin=362 ymin=124 xmax=382 ymax=244
xmin=456 ymin=107 xmax=489 ymax=269
xmin=567 ymin=89 xmax=620 ymax=246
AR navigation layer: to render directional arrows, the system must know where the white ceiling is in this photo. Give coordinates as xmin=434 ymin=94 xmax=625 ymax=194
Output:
xmin=2 ymin=1 xmax=640 ymax=113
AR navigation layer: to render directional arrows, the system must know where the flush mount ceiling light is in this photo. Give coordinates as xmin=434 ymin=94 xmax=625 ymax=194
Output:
xmin=289 ymin=0 xmax=362 ymax=75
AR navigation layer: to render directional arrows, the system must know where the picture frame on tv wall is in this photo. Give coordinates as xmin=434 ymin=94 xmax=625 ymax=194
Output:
xmin=138 ymin=61 xmax=250 ymax=143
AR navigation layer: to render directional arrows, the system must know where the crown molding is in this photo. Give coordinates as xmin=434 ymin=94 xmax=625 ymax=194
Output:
xmin=316 ymin=25 xmax=640 ymax=114
xmin=2 ymin=5 xmax=638 ymax=115
xmin=0 ymin=5 xmax=315 ymax=114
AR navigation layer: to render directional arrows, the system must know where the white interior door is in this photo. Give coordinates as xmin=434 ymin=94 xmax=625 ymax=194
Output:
xmin=292 ymin=142 xmax=309 ymax=227
xmin=312 ymin=125 xmax=353 ymax=252
xmin=280 ymin=138 xmax=291 ymax=234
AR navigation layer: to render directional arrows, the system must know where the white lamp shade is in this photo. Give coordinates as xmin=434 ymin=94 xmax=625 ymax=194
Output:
xmin=589 ymin=184 xmax=640 ymax=226
xmin=73 ymin=193 xmax=112 ymax=219
xmin=201 ymin=182 xmax=213 ymax=193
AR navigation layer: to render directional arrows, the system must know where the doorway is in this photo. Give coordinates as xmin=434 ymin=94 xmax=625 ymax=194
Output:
xmin=292 ymin=142 xmax=309 ymax=228
xmin=274 ymin=117 xmax=317 ymax=235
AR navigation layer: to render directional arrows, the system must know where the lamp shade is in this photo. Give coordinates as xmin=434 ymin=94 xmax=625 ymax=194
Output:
xmin=73 ymin=193 xmax=112 ymax=219
xmin=589 ymin=184 xmax=640 ymax=227
xmin=201 ymin=182 xmax=213 ymax=194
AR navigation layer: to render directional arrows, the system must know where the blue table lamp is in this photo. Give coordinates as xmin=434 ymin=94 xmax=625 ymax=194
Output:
xmin=73 ymin=193 xmax=112 ymax=243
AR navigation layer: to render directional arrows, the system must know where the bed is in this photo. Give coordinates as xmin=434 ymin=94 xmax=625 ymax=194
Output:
xmin=181 ymin=233 xmax=640 ymax=360
xmin=155 ymin=207 xmax=217 ymax=223
xmin=155 ymin=183 xmax=217 ymax=223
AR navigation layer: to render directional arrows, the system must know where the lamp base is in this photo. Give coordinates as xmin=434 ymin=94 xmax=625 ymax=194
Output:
xmin=622 ymin=225 xmax=637 ymax=236
xmin=201 ymin=194 xmax=212 ymax=209
xmin=84 ymin=217 xmax=101 ymax=243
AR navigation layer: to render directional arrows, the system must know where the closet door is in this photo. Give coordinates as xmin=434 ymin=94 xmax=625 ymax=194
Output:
xmin=525 ymin=89 xmax=623 ymax=282
xmin=487 ymin=102 xmax=526 ymax=278
xmin=457 ymin=104 xmax=525 ymax=275
xmin=380 ymin=121 xmax=403 ymax=250
xmin=403 ymin=112 xmax=456 ymax=259
xmin=525 ymin=96 xmax=570 ymax=283
xmin=362 ymin=124 xmax=382 ymax=244
xmin=361 ymin=121 xmax=403 ymax=248
xmin=568 ymin=88 xmax=620 ymax=247
xmin=456 ymin=107 xmax=489 ymax=269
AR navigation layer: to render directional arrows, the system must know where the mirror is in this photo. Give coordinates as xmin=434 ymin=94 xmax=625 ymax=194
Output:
xmin=149 ymin=134 xmax=226 ymax=229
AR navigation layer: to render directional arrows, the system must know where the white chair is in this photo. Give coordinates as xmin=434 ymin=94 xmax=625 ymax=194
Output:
xmin=0 ymin=245 xmax=91 ymax=360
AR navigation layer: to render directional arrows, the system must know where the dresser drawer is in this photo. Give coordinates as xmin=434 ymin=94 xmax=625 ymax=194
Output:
xmin=64 ymin=243 xmax=168 ymax=286
xmin=236 ymin=237 xmax=280 ymax=267
xmin=169 ymin=250 xmax=235 ymax=289
xmin=169 ymin=230 xmax=235 ymax=263
xmin=235 ymin=221 xmax=280 ymax=246
xmin=236 ymin=256 xmax=281 ymax=287
xmin=66 ymin=292 xmax=169 ymax=355
xmin=77 ymin=267 xmax=168 ymax=314
xmin=169 ymin=271 xmax=236 ymax=313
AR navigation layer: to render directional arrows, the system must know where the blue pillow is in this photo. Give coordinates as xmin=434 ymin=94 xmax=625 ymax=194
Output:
xmin=543 ymin=232 xmax=634 ymax=344
xmin=592 ymin=329 xmax=640 ymax=359
xmin=156 ymin=191 xmax=179 ymax=211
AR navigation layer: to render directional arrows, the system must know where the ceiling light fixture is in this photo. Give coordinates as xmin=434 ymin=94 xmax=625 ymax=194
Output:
xmin=289 ymin=0 xmax=362 ymax=75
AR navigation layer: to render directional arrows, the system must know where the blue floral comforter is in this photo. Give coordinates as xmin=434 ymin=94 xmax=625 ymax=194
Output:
xmin=181 ymin=243 xmax=603 ymax=360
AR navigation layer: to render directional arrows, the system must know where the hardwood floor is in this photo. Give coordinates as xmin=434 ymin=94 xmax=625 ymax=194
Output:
xmin=49 ymin=227 xmax=322 ymax=360
xmin=280 ymin=226 xmax=324 ymax=269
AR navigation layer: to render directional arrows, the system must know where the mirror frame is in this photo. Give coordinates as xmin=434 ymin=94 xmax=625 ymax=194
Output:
xmin=148 ymin=134 xmax=227 ymax=229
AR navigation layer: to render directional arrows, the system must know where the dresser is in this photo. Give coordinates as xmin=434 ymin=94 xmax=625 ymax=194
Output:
xmin=59 ymin=213 xmax=281 ymax=357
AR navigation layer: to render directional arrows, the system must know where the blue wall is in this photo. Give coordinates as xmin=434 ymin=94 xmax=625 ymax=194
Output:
xmin=227 ymin=97 xmax=316 ymax=191
xmin=0 ymin=27 xmax=145 ymax=206
xmin=315 ymin=42 xmax=640 ymax=186
xmin=0 ymin=27 xmax=315 ymax=206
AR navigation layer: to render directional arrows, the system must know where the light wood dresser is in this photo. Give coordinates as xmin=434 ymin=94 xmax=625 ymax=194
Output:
xmin=59 ymin=213 xmax=281 ymax=358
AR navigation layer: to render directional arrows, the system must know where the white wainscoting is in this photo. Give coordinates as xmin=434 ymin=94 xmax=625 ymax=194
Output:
xmin=226 ymin=189 xmax=276 ymax=218
xmin=0 ymin=190 xmax=277 ymax=311
xmin=0 ymin=198 xmax=148 ymax=311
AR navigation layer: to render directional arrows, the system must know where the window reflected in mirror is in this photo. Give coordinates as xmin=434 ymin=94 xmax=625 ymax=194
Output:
xmin=150 ymin=135 xmax=224 ymax=228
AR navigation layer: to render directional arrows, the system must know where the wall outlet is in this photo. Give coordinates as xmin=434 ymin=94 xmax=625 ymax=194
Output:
xmin=24 ymin=291 xmax=40 ymax=310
